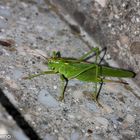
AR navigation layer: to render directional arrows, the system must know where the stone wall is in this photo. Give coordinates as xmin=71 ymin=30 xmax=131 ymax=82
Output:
xmin=47 ymin=0 xmax=140 ymax=86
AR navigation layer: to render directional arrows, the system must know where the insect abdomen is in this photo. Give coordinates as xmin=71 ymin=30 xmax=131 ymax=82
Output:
xmin=99 ymin=66 xmax=135 ymax=78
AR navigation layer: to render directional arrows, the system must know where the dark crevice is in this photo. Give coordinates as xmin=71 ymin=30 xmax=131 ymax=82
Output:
xmin=0 ymin=88 xmax=42 ymax=140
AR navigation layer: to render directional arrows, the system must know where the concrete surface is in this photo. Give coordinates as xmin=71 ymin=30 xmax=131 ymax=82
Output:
xmin=0 ymin=0 xmax=140 ymax=140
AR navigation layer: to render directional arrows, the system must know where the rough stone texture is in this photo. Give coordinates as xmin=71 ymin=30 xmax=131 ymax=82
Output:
xmin=0 ymin=0 xmax=140 ymax=140
xmin=48 ymin=0 xmax=140 ymax=87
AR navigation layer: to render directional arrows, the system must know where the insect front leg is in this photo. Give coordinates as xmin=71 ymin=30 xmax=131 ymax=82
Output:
xmin=59 ymin=74 xmax=68 ymax=101
xmin=23 ymin=70 xmax=57 ymax=79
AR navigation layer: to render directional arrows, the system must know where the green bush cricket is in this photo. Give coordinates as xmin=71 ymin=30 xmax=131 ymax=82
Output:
xmin=24 ymin=47 xmax=135 ymax=106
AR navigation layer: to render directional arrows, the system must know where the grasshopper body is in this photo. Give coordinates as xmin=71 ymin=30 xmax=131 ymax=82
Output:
xmin=48 ymin=58 xmax=134 ymax=82
xmin=25 ymin=48 xmax=135 ymax=105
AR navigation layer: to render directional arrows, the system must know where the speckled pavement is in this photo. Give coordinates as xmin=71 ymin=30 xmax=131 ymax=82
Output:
xmin=0 ymin=0 xmax=140 ymax=140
